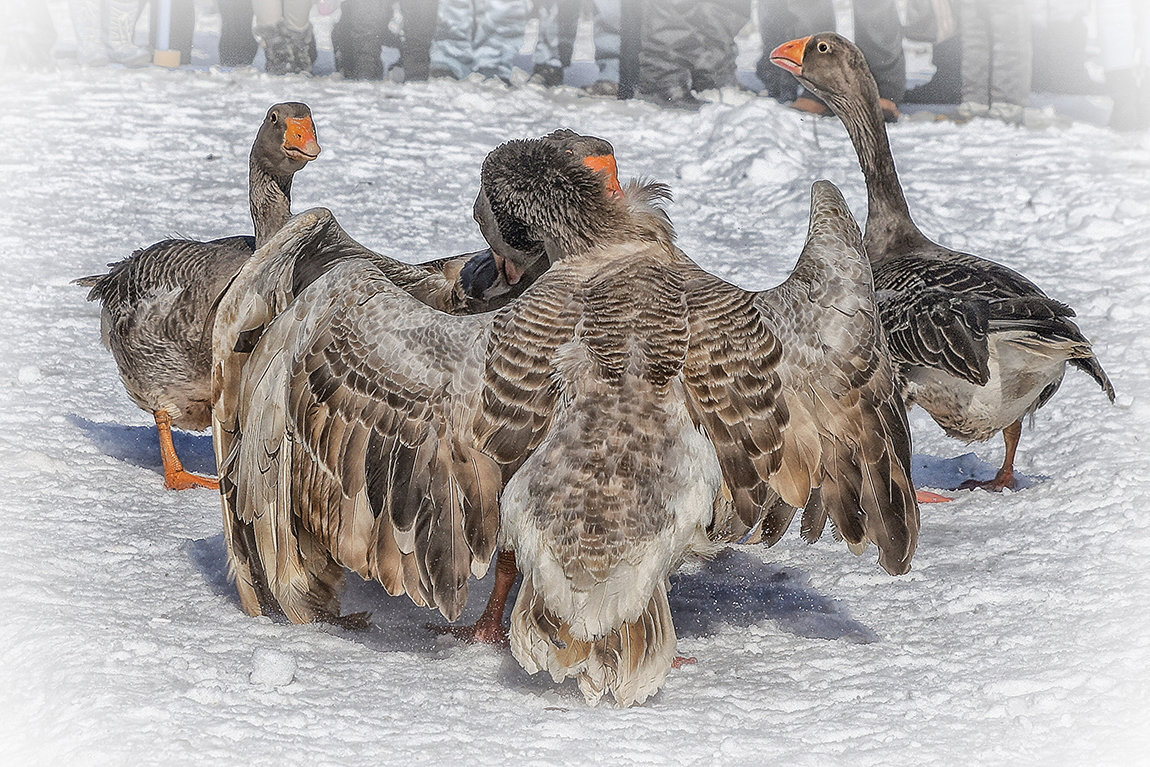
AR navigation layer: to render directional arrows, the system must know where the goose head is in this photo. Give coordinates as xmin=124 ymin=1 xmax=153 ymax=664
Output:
xmin=252 ymin=102 xmax=321 ymax=182
xmin=472 ymin=129 xmax=623 ymax=288
xmin=769 ymin=33 xmax=883 ymax=118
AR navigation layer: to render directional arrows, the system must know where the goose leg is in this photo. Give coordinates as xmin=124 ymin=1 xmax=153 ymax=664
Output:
xmin=959 ymin=420 xmax=1022 ymax=492
xmin=154 ymin=411 xmax=219 ymax=491
xmin=430 ymin=549 xmax=518 ymax=645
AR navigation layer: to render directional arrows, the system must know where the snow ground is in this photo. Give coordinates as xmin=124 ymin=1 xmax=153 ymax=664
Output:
xmin=2 ymin=31 xmax=1150 ymax=767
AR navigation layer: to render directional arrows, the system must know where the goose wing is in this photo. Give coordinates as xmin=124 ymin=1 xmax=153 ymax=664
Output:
xmin=679 ymin=270 xmax=792 ymax=541
xmin=756 ymin=181 xmax=918 ymax=575
xmin=226 ymin=253 xmax=503 ymax=624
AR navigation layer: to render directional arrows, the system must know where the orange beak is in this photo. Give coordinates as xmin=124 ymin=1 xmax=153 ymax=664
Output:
xmin=769 ymin=36 xmax=811 ymax=76
xmin=583 ymin=154 xmax=624 ymax=199
xmin=284 ymin=116 xmax=321 ymax=161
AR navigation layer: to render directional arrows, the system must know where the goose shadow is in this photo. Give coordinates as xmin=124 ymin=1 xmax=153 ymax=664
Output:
xmin=68 ymin=414 xmax=217 ymax=477
xmin=667 ymin=548 xmax=878 ymax=643
xmin=912 ymin=451 xmax=1041 ymax=492
xmin=186 ymin=537 xmax=877 ymax=664
xmin=185 ymin=532 xmax=510 ymax=655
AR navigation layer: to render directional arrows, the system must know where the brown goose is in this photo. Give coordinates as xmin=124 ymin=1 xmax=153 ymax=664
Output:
xmin=75 ymin=102 xmax=320 ymax=490
xmin=209 ymin=130 xmax=624 ymax=630
xmin=215 ymin=134 xmax=917 ymax=706
xmin=771 ymin=33 xmax=1115 ymax=491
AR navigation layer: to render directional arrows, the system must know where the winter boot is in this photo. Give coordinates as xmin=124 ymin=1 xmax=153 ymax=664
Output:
xmin=106 ymin=0 xmax=150 ymax=67
xmin=69 ymin=0 xmax=108 ymax=66
xmin=284 ymin=23 xmax=317 ymax=75
xmin=255 ymin=23 xmax=293 ymax=75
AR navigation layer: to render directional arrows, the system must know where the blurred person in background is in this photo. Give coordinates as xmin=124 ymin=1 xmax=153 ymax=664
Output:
xmin=219 ymin=0 xmax=260 ymax=66
xmin=429 ymin=0 xmax=527 ymax=84
xmin=253 ymin=0 xmax=317 ymax=74
xmin=530 ymin=0 xmax=621 ymax=95
xmin=636 ymin=0 xmax=751 ymax=109
xmin=956 ymin=0 xmax=1031 ymax=124
xmin=1096 ymin=0 xmax=1150 ymax=130
xmin=332 ymin=0 xmax=438 ymax=80
xmin=69 ymin=0 xmax=150 ymax=66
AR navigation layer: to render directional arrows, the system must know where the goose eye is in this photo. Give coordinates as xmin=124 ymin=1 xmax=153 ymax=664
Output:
xmin=817 ymin=41 xmax=830 ymax=53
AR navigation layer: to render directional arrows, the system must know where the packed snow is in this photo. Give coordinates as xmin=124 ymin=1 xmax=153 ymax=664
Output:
xmin=3 ymin=18 xmax=1149 ymax=767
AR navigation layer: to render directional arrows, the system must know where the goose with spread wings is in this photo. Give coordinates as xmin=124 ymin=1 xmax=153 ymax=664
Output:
xmin=214 ymin=134 xmax=918 ymax=706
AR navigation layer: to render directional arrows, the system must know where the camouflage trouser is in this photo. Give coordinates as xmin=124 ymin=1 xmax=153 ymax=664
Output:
xmin=430 ymin=0 xmax=528 ymax=81
xmin=959 ymin=0 xmax=1031 ymax=107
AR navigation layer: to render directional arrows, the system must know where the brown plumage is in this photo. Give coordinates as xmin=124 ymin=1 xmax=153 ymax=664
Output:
xmin=210 ymin=130 xmax=625 ymax=626
xmin=215 ymin=132 xmax=917 ymax=707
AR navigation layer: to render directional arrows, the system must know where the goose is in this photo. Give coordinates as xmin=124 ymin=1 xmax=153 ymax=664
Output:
xmin=770 ymin=33 xmax=1115 ymax=491
xmin=209 ymin=130 xmax=624 ymax=631
xmin=76 ymin=102 xmax=321 ymax=490
xmin=214 ymin=133 xmax=917 ymax=706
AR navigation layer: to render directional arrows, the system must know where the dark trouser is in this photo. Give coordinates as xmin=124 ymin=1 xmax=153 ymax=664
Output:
xmin=332 ymin=0 xmax=438 ymax=80
xmin=218 ymin=0 xmax=259 ymax=66
xmin=637 ymin=0 xmax=750 ymax=98
xmin=755 ymin=0 xmax=905 ymax=102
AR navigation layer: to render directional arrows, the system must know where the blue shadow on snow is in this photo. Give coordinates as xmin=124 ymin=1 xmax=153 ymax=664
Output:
xmin=68 ymin=414 xmax=217 ymax=478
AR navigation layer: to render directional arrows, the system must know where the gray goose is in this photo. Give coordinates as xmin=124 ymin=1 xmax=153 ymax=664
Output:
xmin=75 ymin=102 xmax=321 ymax=490
xmin=771 ymin=33 xmax=1115 ymax=491
xmin=215 ymin=134 xmax=917 ymax=706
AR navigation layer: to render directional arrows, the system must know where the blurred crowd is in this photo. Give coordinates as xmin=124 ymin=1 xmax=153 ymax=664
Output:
xmin=2 ymin=0 xmax=1148 ymax=130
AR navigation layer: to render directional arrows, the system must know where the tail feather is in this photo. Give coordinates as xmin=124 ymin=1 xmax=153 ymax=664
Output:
xmin=1071 ymin=355 xmax=1116 ymax=402
xmin=511 ymin=576 xmax=677 ymax=707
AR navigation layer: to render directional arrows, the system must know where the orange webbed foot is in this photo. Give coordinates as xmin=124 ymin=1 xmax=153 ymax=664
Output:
xmin=672 ymin=656 xmax=697 ymax=669
xmin=164 ymin=470 xmax=220 ymax=491
xmin=916 ymin=489 xmax=952 ymax=503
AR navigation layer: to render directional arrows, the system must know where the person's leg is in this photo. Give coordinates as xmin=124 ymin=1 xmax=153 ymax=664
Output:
xmin=590 ymin=0 xmax=621 ymax=88
xmin=218 ymin=0 xmax=258 ymax=66
xmin=107 ymin=0 xmax=150 ymax=66
xmin=958 ymin=0 xmax=991 ymax=116
xmin=531 ymin=0 xmax=565 ymax=85
xmin=617 ymin=0 xmax=641 ymax=98
xmin=690 ymin=0 xmax=750 ymax=91
xmin=429 ymin=0 xmax=475 ymax=78
xmin=986 ymin=0 xmax=1030 ymax=122
xmin=70 ymin=0 xmax=108 ymax=65
xmin=637 ymin=0 xmax=696 ymax=103
xmin=473 ymin=0 xmax=527 ymax=83
xmin=397 ymin=0 xmax=438 ymax=80
xmin=852 ymin=0 xmax=906 ymax=104
xmin=333 ymin=0 xmax=387 ymax=79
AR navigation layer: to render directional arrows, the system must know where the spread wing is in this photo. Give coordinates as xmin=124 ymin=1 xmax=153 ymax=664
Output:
xmin=680 ymin=270 xmax=794 ymax=541
xmin=756 ymin=181 xmax=918 ymax=575
xmin=225 ymin=257 xmax=502 ymax=624
xmin=473 ymin=275 xmax=579 ymax=480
